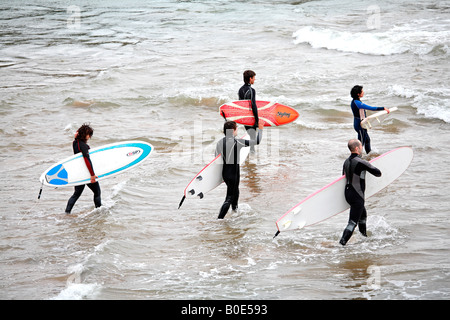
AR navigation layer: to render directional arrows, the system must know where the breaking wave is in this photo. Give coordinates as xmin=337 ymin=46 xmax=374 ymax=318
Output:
xmin=293 ymin=24 xmax=450 ymax=56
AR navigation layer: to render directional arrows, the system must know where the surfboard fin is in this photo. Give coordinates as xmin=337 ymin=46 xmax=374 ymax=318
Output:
xmin=196 ymin=175 xmax=203 ymax=181
xmin=282 ymin=220 xmax=292 ymax=229
xmin=178 ymin=195 xmax=186 ymax=209
xmin=273 ymin=230 xmax=280 ymax=239
xmin=198 ymin=192 xmax=204 ymax=199
xmin=297 ymin=220 xmax=306 ymax=229
xmin=189 ymin=189 xmax=195 ymax=195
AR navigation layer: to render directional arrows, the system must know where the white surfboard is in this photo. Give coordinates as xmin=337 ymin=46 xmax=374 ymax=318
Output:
xmin=361 ymin=107 xmax=398 ymax=129
xmin=40 ymin=141 xmax=153 ymax=187
xmin=275 ymin=146 xmax=413 ymax=236
xmin=178 ymin=133 xmax=250 ymax=208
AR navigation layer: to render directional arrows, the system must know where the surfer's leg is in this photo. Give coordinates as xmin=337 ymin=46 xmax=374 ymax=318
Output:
xmin=65 ymin=185 xmax=85 ymax=214
xmin=218 ymin=198 xmax=231 ymax=219
xmin=360 ymin=129 xmax=371 ymax=154
xmin=231 ymin=191 xmax=239 ymax=211
xmin=231 ymin=175 xmax=240 ymax=211
xmin=340 ymin=219 xmax=357 ymax=246
xmin=355 ymin=120 xmax=371 ymax=154
xmin=354 ymin=120 xmax=362 ymax=143
xmin=87 ymin=182 xmax=102 ymax=208
xmin=358 ymin=207 xmax=367 ymax=237
xmin=218 ymin=179 xmax=233 ymax=219
xmin=246 ymin=126 xmax=257 ymax=152
xmin=356 ymin=129 xmax=362 ymax=142
xmin=341 ymin=192 xmax=364 ymax=245
xmin=363 ymin=130 xmax=371 ymax=154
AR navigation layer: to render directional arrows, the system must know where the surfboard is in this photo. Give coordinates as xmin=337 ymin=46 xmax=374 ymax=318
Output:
xmin=40 ymin=141 xmax=153 ymax=187
xmin=178 ymin=133 xmax=250 ymax=208
xmin=274 ymin=146 xmax=413 ymax=236
xmin=361 ymin=107 xmax=398 ymax=129
xmin=219 ymin=100 xmax=299 ymax=127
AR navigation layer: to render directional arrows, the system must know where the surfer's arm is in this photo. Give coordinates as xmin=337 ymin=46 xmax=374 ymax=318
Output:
xmin=215 ymin=139 xmax=223 ymax=157
xmin=354 ymin=100 xmax=384 ymax=112
xmin=83 ymin=156 xmax=96 ymax=179
xmin=78 ymin=140 xmax=96 ymax=178
xmin=243 ymin=124 xmax=264 ymax=147
xmin=250 ymin=89 xmax=259 ymax=126
xmin=363 ymin=161 xmax=382 ymax=177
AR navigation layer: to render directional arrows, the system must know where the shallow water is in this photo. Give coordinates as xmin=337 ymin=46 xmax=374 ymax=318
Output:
xmin=0 ymin=0 xmax=449 ymax=300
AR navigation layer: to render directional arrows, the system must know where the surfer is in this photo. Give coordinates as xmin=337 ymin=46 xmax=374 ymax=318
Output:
xmin=350 ymin=85 xmax=389 ymax=154
xmin=339 ymin=139 xmax=382 ymax=245
xmin=238 ymin=70 xmax=259 ymax=152
xmin=65 ymin=123 xmax=101 ymax=214
xmin=215 ymin=120 xmax=264 ymax=219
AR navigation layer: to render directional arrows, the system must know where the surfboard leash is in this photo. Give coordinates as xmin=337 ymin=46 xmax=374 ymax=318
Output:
xmin=18 ymin=182 xmax=44 ymax=225
xmin=221 ymin=110 xmax=227 ymax=121
xmin=38 ymin=182 xmax=43 ymax=200
xmin=178 ymin=195 xmax=186 ymax=209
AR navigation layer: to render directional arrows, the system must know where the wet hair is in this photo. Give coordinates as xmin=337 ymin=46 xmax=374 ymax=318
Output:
xmin=348 ymin=139 xmax=362 ymax=152
xmin=243 ymin=70 xmax=256 ymax=84
xmin=76 ymin=123 xmax=94 ymax=142
xmin=223 ymin=121 xmax=237 ymax=136
xmin=350 ymin=85 xmax=363 ymax=100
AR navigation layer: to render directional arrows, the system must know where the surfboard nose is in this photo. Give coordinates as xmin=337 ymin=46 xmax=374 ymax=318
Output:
xmin=275 ymin=105 xmax=299 ymax=125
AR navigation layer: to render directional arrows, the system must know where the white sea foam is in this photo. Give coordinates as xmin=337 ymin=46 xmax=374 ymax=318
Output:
xmin=50 ymin=241 xmax=111 ymax=300
xmin=293 ymin=23 xmax=450 ymax=56
xmin=51 ymin=263 xmax=100 ymax=300
xmin=296 ymin=118 xmax=352 ymax=130
xmin=293 ymin=26 xmax=403 ymax=55
xmin=52 ymin=283 xmax=101 ymax=300
xmin=388 ymin=85 xmax=450 ymax=123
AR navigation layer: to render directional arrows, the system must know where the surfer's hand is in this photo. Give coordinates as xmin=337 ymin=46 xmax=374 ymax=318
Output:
xmin=385 ymin=108 xmax=390 ymax=114
xmin=90 ymin=175 xmax=97 ymax=183
xmin=258 ymin=121 xmax=264 ymax=129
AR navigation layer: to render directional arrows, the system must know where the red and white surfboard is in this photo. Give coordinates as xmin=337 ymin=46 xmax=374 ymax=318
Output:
xmin=219 ymin=100 xmax=299 ymax=127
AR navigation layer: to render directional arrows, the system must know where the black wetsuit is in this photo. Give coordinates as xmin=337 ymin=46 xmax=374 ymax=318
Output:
xmin=238 ymin=83 xmax=259 ymax=148
xmin=339 ymin=153 xmax=381 ymax=245
xmin=215 ymin=129 xmax=262 ymax=219
xmin=65 ymin=139 xmax=101 ymax=214
xmin=351 ymin=99 xmax=384 ymax=154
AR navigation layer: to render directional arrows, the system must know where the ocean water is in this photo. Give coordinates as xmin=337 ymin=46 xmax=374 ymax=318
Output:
xmin=0 ymin=0 xmax=449 ymax=300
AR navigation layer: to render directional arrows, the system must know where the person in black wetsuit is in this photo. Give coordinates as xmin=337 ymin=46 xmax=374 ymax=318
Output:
xmin=339 ymin=139 xmax=382 ymax=245
xmin=215 ymin=120 xmax=264 ymax=219
xmin=65 ymin=123 xmax=101 ymax=214
xmin=350 ymin=85 xmax=389 ymax=154
xmin=238 ymin=70 xmax=259 ymax=152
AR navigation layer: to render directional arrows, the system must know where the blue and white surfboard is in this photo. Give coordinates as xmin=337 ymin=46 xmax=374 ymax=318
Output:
xmin=40 ymin=141 xmax=153 ymax=187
